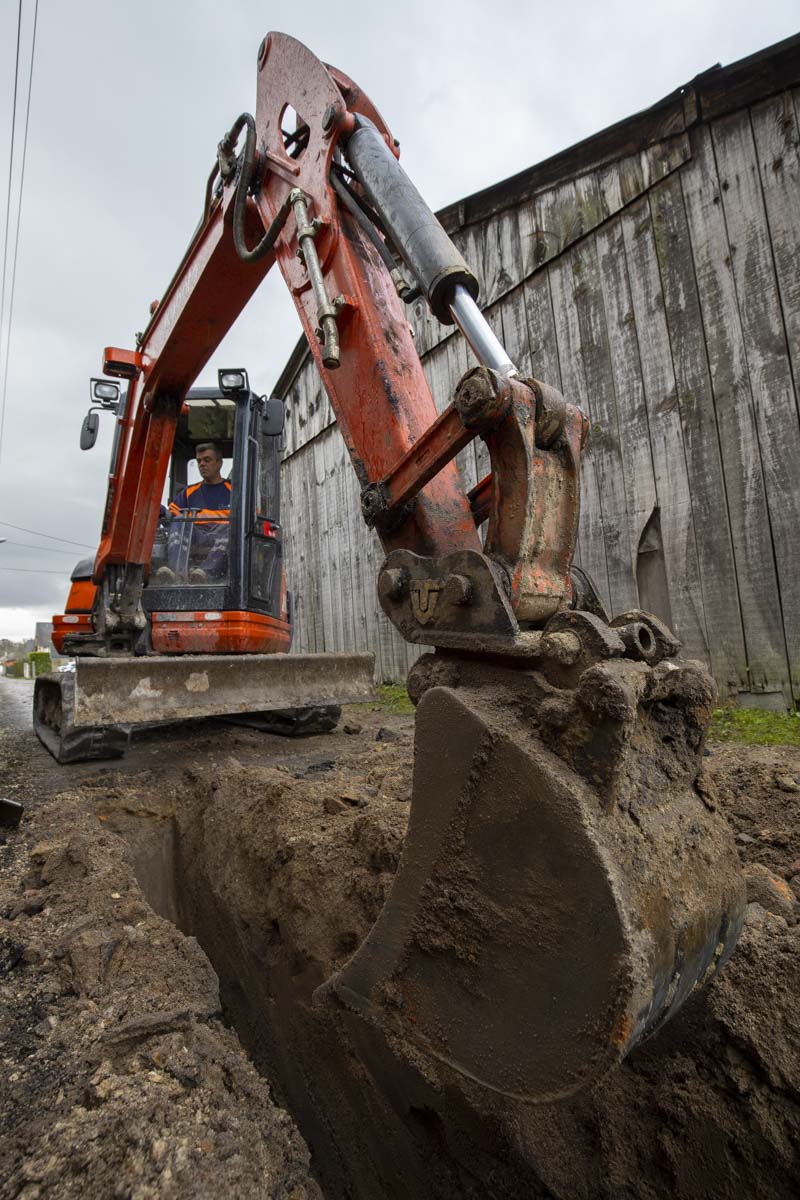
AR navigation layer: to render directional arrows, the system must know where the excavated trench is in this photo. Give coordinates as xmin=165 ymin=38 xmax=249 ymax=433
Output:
xmin=98 ymin=733 xmax=800 ymax=1200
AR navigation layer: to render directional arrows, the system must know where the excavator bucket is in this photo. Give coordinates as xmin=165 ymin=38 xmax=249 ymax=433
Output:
xmin=325 ymin=615 xmax=745 ymax=1102
xmin=34 ymin=652 xmax=375 ymax=763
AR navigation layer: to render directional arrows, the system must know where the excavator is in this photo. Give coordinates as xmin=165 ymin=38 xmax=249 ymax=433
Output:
xmin=34 ymin=33 xmax=745 ymax=1101
xmin=36 ymin=368 xmax=368 ymax=760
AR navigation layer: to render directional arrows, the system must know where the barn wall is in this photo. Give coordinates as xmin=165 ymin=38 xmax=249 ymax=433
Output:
xmin=281 ymin=86 xmax=800 ymax=704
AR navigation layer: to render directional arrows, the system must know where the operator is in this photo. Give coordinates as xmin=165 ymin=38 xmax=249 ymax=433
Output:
xmin=153 ymin=442 xmax=231 ymax=585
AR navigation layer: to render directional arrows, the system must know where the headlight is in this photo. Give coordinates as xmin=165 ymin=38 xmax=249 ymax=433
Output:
xmin=218 ymin=368 xmax=249 ymax=395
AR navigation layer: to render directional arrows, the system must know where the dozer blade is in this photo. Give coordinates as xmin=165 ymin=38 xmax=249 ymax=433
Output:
xmin=34 ymin=653 xmax=374 ymax=763
xmin=324 ymin=619 xmax=745 ymax=1102
xmin=69 ymin=652 xmax=374 ymax=727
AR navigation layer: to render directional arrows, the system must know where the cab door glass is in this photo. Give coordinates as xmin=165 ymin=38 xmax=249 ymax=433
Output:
xmin=152 ymin=394 xmax=236 ymax=588
xmin=249 ymin=423 xmax=281 ymax=606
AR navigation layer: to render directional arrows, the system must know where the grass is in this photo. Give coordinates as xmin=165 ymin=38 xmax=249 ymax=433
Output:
xmin=358 ymin=686 xmax=800 ymax=744
xmin=377 ymin=684 xmax=415 ymax=715
xmin=709 ymin=706 xmax=800 ymax=747
xmin=346 ymin=684 xmax=415 ymax=717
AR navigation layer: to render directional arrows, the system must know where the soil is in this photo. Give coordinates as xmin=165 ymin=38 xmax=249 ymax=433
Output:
xmin=1 ymin=675 xmax=800 ymax=1198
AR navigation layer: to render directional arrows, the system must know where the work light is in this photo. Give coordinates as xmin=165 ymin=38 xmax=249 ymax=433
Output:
xmin=218 ymin=368 xmax=249 ymax=395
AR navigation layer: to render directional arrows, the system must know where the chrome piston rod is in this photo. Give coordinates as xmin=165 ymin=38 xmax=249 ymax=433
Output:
xmin=449 ymin=285 xmax=518 ymax=378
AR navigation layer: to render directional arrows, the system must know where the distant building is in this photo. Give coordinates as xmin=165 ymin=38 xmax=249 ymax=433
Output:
xmin=34 ymin=622 xmax=56 ymax=654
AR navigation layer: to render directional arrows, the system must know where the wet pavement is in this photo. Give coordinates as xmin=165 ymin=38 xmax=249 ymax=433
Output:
xmin=0 ymin=677 xmax=35 ymax=732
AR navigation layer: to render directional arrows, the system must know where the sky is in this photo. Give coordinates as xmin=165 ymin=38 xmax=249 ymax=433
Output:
xmin=0 ymin=0 xmax=796 ymax=640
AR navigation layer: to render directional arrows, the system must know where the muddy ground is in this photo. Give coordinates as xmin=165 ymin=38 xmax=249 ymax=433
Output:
xmin=1 ymin=675 xmax=800 ymax=1198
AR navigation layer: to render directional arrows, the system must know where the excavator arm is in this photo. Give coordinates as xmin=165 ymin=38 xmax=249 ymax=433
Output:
xmin=83 ymin=33 xmax=744 ymax=1100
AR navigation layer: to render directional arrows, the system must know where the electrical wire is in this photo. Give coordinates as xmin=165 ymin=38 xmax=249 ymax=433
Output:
xmin=0 ymin=0 xmax=38 ymax=467
xmin=0 ymin=1 xmax=23 ymax=373
xmin=0 ymin=521 xmax=95 ymax=549
xmin=0 ymin=565 xmax=69 ymax=575
xmin=3 ymin=539 xmax=81 ymax=555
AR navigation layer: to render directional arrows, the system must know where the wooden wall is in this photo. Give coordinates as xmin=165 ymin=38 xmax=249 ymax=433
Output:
xmin=280 ymin=86 xmax=800 ymax=706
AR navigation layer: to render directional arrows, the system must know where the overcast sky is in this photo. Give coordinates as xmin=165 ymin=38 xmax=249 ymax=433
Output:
xmin=0 ymin=0 xmax=796 ymax=640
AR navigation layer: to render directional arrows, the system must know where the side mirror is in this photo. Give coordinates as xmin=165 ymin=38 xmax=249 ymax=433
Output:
xmin=261 ymin=396 xmax=285 ymax=437
xmin=80 ymin=410 xmax=100 ymax=450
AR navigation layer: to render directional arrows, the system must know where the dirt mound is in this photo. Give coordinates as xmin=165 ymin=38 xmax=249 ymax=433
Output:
xmin=707 ymin=741 xmax=800 ymax=872
xmin=167 ymin=734 xmax=800 ymax=1199
xmin=0 ymin=792 xmax=320 ymax=1200
xmin=2 ymin=706 xmax=799 ymax=1199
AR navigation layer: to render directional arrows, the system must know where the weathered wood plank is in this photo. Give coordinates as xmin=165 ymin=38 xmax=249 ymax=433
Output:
xmin=333 ymin=433 xmax=359 ymax=659
xmin=326 ymin=429 xmax=352 ymax=653
xmin=283 ymin=372 xmax=303 ymax=460
xmin=346 ymin=463 xmax=376 ymax=660
xmin=620 ymin=195 xmax=709 ymax=663
xmin=680 ymin=124 xmax=788 ymax=696
xmin=281 ymin=451 xmax=302 ymax=649
xmin=284 ymin=443 xmax=321 ymax=653
xmin=751 ymin=91 xmax=800 ymax=417
xmin=311 ymin=437 xmax=335 ymax=652
xmin=517 ymin=136 xmax=692 ymax=280
xmin=594 ymin=215 xmax=657 ymax=613
xmin=500 ymin=284 xmax=535 ymax=380
xmin=712 ymin=106 xmax=800 ymax=700
xmin=556 ymin=232 xmax=636 ymax=615
xmin=474 ymin=208 xmax=523 ymax=309
xmin=287 ymin=449 xmax=312 ymax=653
xmin=524 ymin=271 xmax=563 ymax=390
xmin=648 ymin=172 xmax=748 ymax=697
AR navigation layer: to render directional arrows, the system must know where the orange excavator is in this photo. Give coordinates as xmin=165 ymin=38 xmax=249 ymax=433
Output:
xmin=35 ymin=33 xmax=744 ymax=1100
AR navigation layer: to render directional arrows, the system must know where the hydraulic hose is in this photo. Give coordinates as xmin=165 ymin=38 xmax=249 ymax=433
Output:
xmin=219 ymin=113 xmax=292 ymax=265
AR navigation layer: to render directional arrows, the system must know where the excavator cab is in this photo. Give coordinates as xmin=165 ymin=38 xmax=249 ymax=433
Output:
xmin=55 ymin=368 xmax=289 ymax=658
xmin=144 ymin=370 xmax=288 ymax=654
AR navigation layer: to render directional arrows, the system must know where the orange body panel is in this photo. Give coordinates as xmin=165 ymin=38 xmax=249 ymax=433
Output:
xmin=150 ymin=610 xmax=291 ymax=654
xmin=52 ymin=614 xmax=93 ymax=654
xmin=65 ymin=579 xmax=97 ymax=613
xmin=51 ymin=579 xmax=99 ymax=653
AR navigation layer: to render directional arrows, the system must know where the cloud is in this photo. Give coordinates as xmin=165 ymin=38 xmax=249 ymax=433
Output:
xmin=0 ymin=605 xmax=58 ymax=641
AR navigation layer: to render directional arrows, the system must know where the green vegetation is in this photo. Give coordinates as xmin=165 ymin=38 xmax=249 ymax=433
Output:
xmin=709 ymin=706 xmax=800 ymax=747
xmin=356 ymin=688 xmax=800 ymax=744
xmin=28 ymin=651 xmax=52 ymax=676
xmin=377 ymin=684 xmax=415 ymax=715
xmin=346 ymin=684 xmax=415 ymax=717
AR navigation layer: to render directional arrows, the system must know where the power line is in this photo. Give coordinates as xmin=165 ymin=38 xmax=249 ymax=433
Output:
xmin=0 ymin=565 xmax=69 ymax=575
xmin=4 ymin=539 xmax=81 ymax=556
xmin=0 ymin=0 xmax=38 ymax=467
xmin=0 ymin=1 xmax=23 ymax=388
xmin=0 ymin=521 xmax=95 ymax=549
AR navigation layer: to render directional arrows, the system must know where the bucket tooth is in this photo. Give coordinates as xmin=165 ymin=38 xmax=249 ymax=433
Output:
xmin=325 ymin=647 xmax=745 ymax=1102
